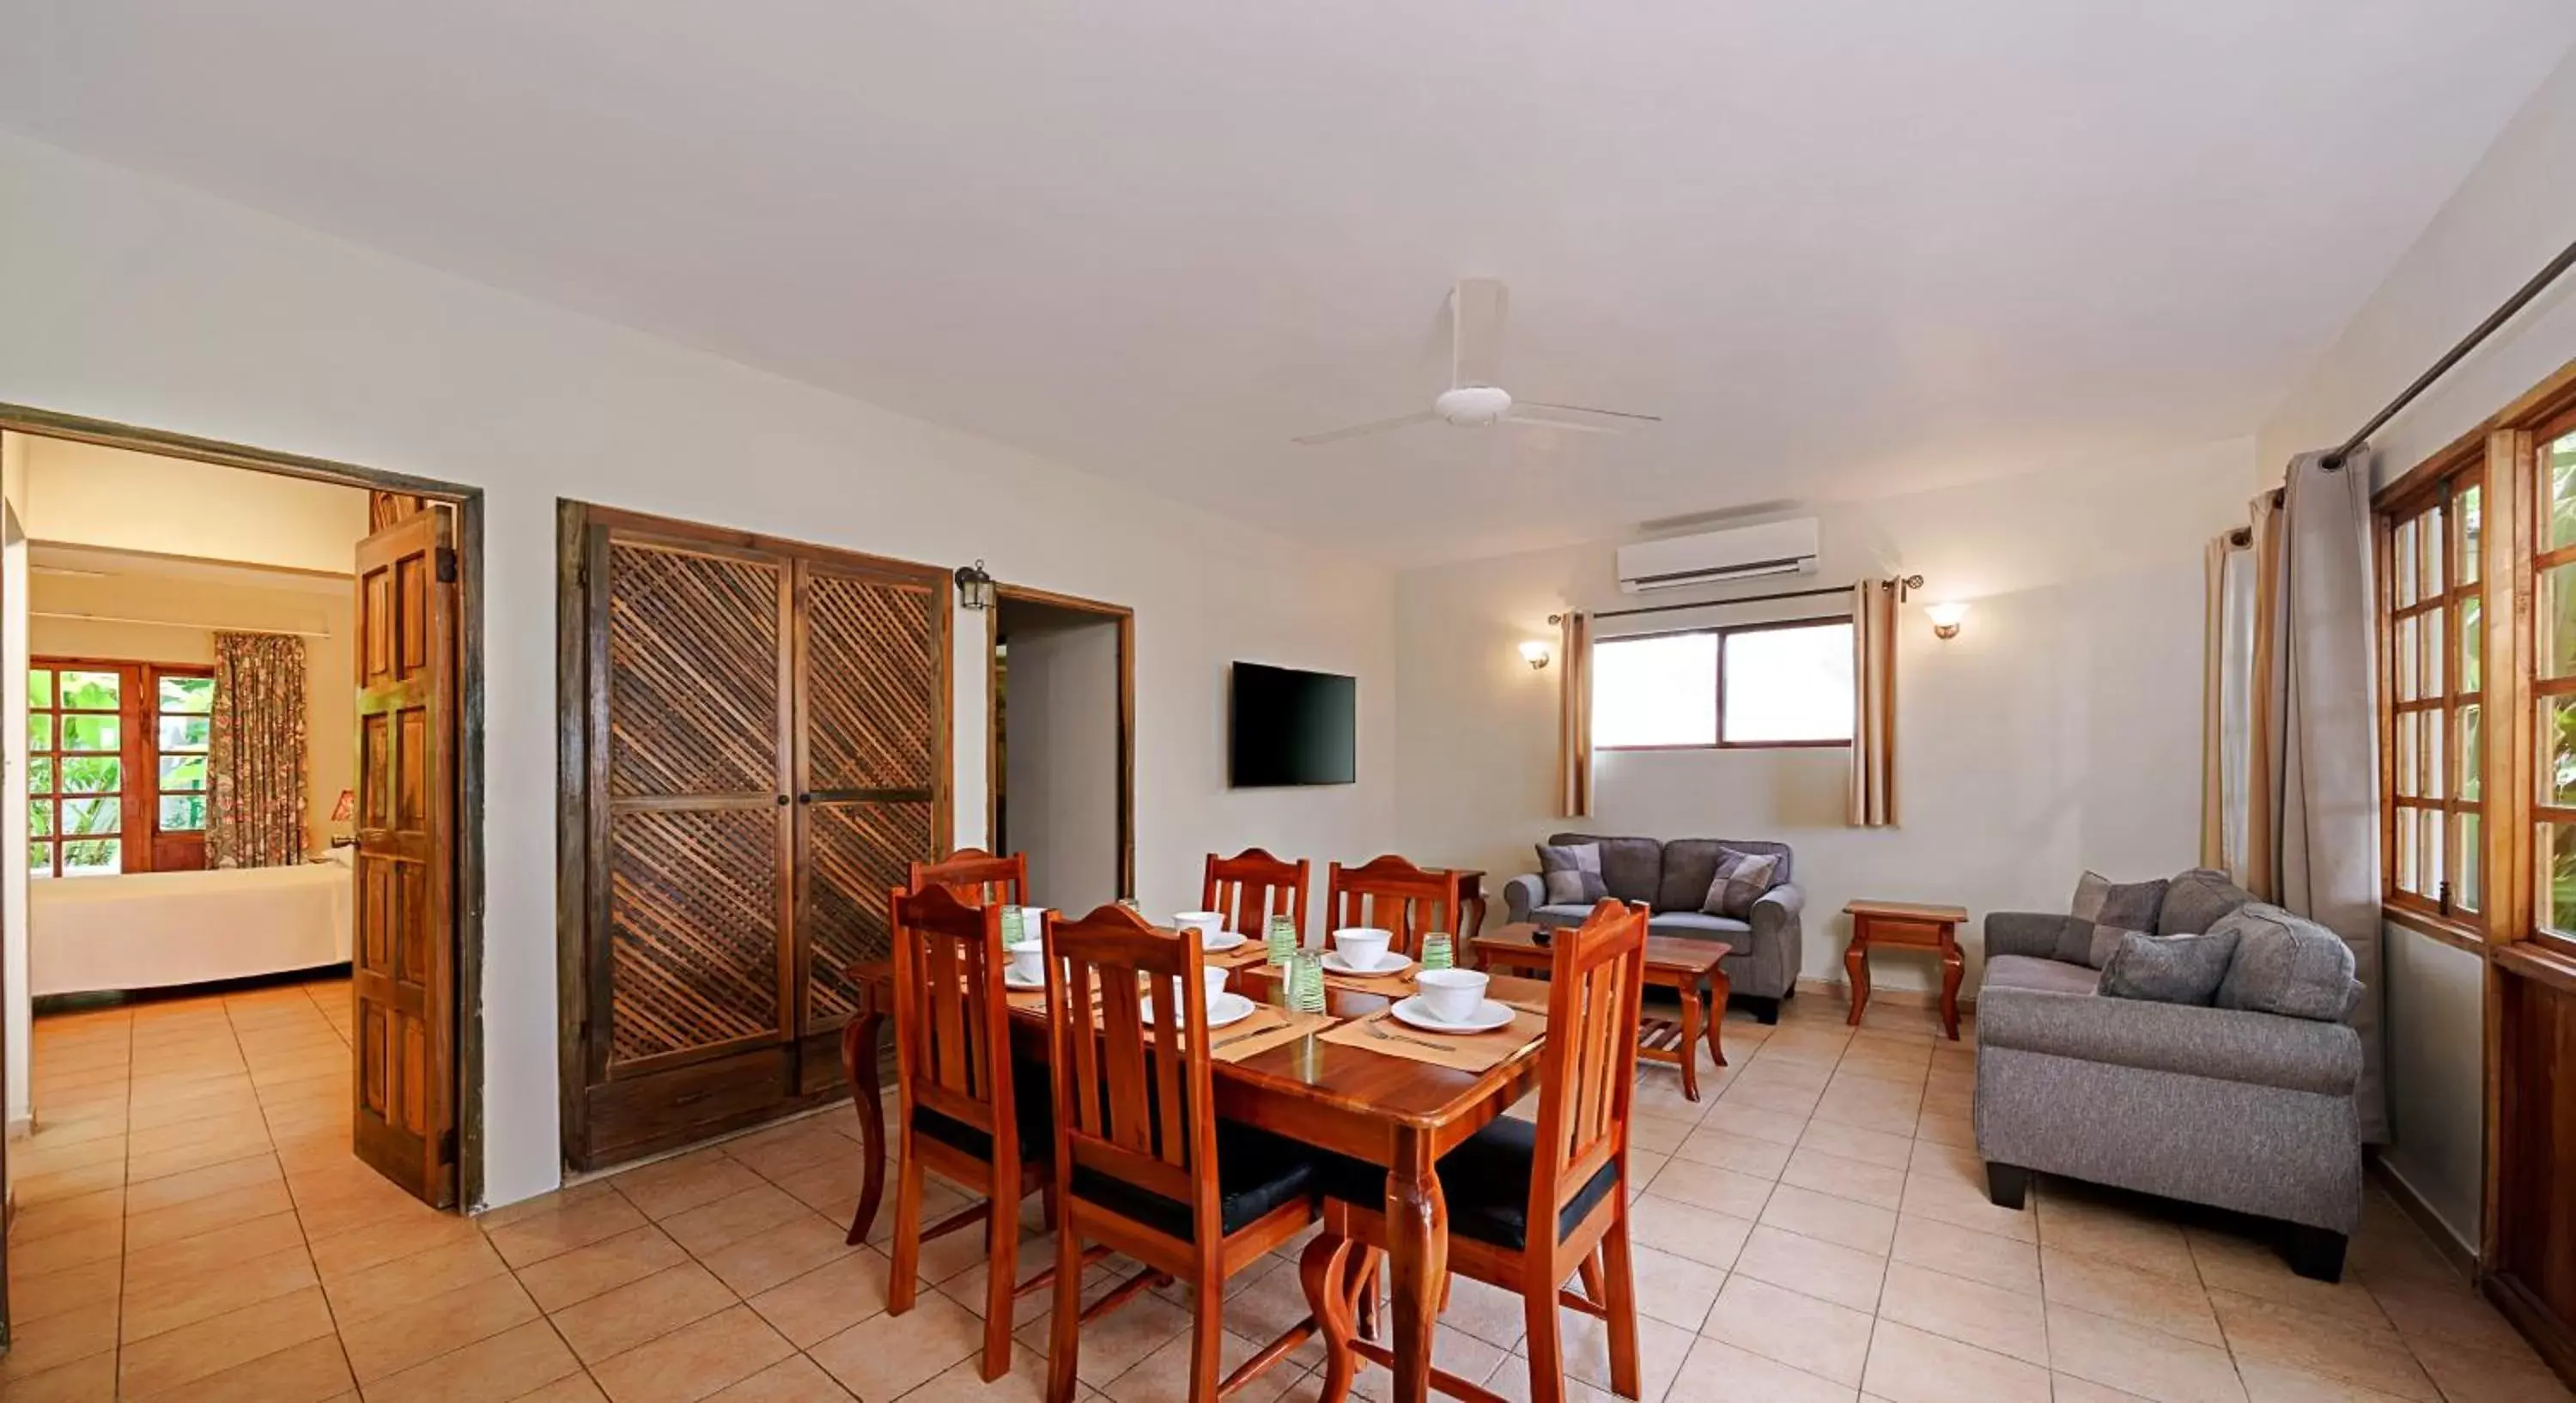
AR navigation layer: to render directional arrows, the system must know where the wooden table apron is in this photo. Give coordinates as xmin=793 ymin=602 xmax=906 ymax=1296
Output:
xmin=842 ymin=958 xmax=1550 ymax=1403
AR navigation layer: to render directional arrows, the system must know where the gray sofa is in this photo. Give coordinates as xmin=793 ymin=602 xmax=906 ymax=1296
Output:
xmin=1973 ymin=869 xmax=2364 ymax=1281
xmin=1503 ymin=833 xmax=1804 ymax=1021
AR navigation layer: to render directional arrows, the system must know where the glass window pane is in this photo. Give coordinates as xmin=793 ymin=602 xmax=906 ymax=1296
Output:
xmin=60 ymin=839 xmax=118 ymax=878
xmin=59 ymin=756 xmax=118 ymax=793
xmin=2461 ymin=596 xmax=2482 ymax=692
xmin=2543 ymin=822 xmax=2576 ymax=934
xmin=27 ymin=801 xmax=50 ymax=838
xmin=155 ymin=674 xmax=215 ymax=714
xmin=28 ymin=758 xmax=52 ymax=796
xmin=59 ymin=715 xmax=118 ymax=753
xmin=1722 ymin=623 xmax=1856 ymax=744
xmin=59 ymin=798 xmax=117 ymax=836
xmin=2422 ymin=501 xmax=2445 ymax=595
xmin=2396 ymin=713 xmax=2418 ymax=799
xmin=2396 ymin=805 xmax=2420 ymax=893
xmin=2458 ymin=811 xmax=2482 ymax=914
xmin=2394 ymin=517 xmax=2419 ymax=606
xmin=2459 ymin=483 xmax=2482 ymax=584
xmin=156 ymin=795 xmax=207 ymax=832
xmin=2420 ymin=809 xmax=2445 ymax=898
xmin=2461 ymin=703 xmax=2483 ymax=801
xmin=27 ymin=714 xmax=49 ymax=752
xmin=157 ymin=755 xmax=207 ymax=793
xmin=2551 ymin=696 xmax=2576 ymax=807
xmin=57 ymin=670 xmax=119 ymax=710
xmin=2424 ymin=606 xmax=2445 ymax=697
xmin=2422 ymin=705 xmax=2445 ymax=799
xmin=27 ymin=842 xmax=47 ymax=878
xmin=25 ymin=668 xmax=50 ymax=709
xmin=1591 ymin=634 xmax=1717 ymax=748
xmin=2551 ymin=432 xmax=2576 ymax=552
xmin=2394 ymin=616 xmax=2419 ymax=701
xmin=155 ymin=715 xmax=210 ymax=751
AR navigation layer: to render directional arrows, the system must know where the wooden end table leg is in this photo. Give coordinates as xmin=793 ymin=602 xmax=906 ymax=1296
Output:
xmin=1673 ymin=978 xmax=1701 ymax=1102
xmin=842 ymin=1007 xmax=889 ymax=1246
xmin=1939 ymin=932 xmax=1964 ymax=1042
xmin=1384 ymin=1128 xmax=1447 ymax=1403
xmin=1844 ymin=925 xmax=1871 ymax=1028
xmin=1706 ymin=967 xmax=1728 ymax=1068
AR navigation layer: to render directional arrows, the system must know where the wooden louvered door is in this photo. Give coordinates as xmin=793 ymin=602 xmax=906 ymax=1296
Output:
xmin=793 ymin=559 xmax=946 ymax=1094
xmin=352 ymin=507 xmax=459 ymax=1206
xmin=571 ymin=508 xmax=948 ymax=1169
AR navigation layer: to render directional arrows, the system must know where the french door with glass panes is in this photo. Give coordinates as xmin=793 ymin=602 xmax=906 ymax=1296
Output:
xmin=27 ymin=659 xmax=214 ymax=877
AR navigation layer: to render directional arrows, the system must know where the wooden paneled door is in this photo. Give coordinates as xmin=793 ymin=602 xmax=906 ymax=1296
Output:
xmin=565 ymin=507 xmax=948 ymax=1170
xmin=351 ymin=507 xmax=459 ymax=1207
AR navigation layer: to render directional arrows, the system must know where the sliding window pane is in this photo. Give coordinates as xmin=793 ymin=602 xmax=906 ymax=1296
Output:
xmin=1722 ymin=623 xmax=1856 ymax=744
xmin=155 ymin=675 xmax=214 ymax=714
xmin=156 ymin=715 xmax=210 ymax=751
xmin=2460 ymin=704 xmax=2484 ymax=801
xmin=2458 ymin=483 xmax=2482 ymax=583
xmin=2458 ymin=811 xmax=2482 ymax=913
xmin=1592 ymin=634 xmax=1718 ymax=748
xmin=2551 ymin=432 xmax=2576 ymax=551
xmin=60 ymin=840 xmax=118 ymax=878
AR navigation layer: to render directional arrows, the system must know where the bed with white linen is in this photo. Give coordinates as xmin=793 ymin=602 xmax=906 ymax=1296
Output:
xmin=29 ymin=857 xmax=354 ymax=996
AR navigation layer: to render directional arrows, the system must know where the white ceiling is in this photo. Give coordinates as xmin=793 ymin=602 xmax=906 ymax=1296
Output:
xmin=3 ymin=3 xmax=2570 ymax=564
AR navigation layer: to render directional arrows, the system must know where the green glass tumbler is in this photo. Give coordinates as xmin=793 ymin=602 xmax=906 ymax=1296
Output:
xmin=1289 ymin=951 xmax=1325 ymax=1014
xmin=1266 ymin=914 xmax=1297 ymax=966
xmin=1421 ymin=933 xmax=1454 ymax=971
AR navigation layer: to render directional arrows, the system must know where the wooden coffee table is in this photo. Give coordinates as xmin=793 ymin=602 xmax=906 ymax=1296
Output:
xmin=1474 ymin=921 xmax=1729 ymax=1099
xmin=1843 ymin=899 xmax=1970 ymax=1040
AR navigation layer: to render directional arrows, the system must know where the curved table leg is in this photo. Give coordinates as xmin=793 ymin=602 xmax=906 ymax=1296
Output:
xmin=1674 ymin=980 xmax=1701 ymax=1102
xmin=841 ymin=1008 xmax=889 ymax=1246
xmin=1707 ymin=969 xmax=1729 ymax=1068
xmin=1384 ymin=1128 xmax=1448 ymax=1403
xmin=1940 ymin=938 xmax=1965 ymax=1042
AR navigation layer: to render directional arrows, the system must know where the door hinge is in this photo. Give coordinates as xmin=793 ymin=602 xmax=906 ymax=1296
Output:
xmin=439 ymin=1127 xmax=459 ymax=1163
xmin=434 ymin=546 xmax=459 ymax=584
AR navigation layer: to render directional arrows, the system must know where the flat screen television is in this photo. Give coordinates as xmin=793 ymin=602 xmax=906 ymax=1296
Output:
xmin=1229 ymin=662 xmax=1356 ymax=787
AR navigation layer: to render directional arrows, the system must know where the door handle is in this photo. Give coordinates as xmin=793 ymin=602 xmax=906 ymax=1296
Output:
xmin=776 ymin=794 xmax=790 ymax=807
xmin=798 ymin=793 xmax=813 ymax=805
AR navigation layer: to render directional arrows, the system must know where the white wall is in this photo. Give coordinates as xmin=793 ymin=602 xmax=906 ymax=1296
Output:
xmin=1394 ymin=439 xmax=2256 ymax=998
xmin=20 ymin=438 xmax=371 ymax=574
xmin=1002 ymin=618 xmax=1123 ymax=913
xmin=2251 ymin=43 xmax=2576 ymax=1252
xmin=0 ymin=131 xmax=1395 ymax=1208
xmin=1 ymin=435 xmax=28 ymax=1135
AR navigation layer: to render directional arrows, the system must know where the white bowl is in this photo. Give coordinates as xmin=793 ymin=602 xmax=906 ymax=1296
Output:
xmin=1415 ymin=968 xmax=1491 ymax=1023
xmin=1333 ymin=926 xmax=1394 ymax=969
xmin=1175 ymin=911 xmax=1228 ymax=944
xmin=1005 ymin=939 xmax=1045 ymax=987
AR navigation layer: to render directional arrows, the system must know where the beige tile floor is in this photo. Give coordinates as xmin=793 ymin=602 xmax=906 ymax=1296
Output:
xmin=3 ymin=976 xmax=2567 ymax=1403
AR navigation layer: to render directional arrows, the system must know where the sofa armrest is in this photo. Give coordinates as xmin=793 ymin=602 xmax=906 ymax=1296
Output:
xmin=1504 ymin=873 xmax=1546 ymax=925
xmin=1978 ymin=987 xmax=2360 ymax=1096
xmin=1753 ymin=883 xmax=1804 ymax=939
xmin=1986 ymin=910 xmax=2077 ymax=962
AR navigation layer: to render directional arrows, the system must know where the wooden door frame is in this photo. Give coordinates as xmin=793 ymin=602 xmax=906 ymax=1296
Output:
xmin=985 ymin=583 xmax=1135 ymax=902
xmin=554 ymin=501 xmax=955 ymax=1171
xmin=0 ymin=402 xmax=489 ymax=1210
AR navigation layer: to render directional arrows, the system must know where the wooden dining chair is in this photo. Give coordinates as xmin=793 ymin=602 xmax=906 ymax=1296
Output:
xmin=909 ymin=846 xmax=1029 ymax=908
xmin=1039 ymin=903 xmax=1323 ymax=1403
xmin=1202 ymin=848 xmax=1311 ymax=944
xmin=1301 ymin=897 xmax=1651 ymax=1403
xmin=885 ymin=882 xmax=1056 ymax=1381
xmin=1325 ymin=854 xmax=1466 ymax=959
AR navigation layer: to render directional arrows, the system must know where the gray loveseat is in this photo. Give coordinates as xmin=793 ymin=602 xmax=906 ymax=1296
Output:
xmin=1973 ymin=868 xmax=2364 ymax=1281
xmin=1504 ymin=833 xmax=1804 ymax=1021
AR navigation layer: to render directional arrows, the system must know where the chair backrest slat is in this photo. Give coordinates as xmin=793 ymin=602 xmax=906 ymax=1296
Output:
xmin=1325 ymin=854 xmax=1462 ymax=958
xmin=890 ymin=884 xmax=1016 ymax=1151
xmin=1203 ymin=848 xmax=1311 ymax=944
xmin=1043 ymin=904 xmax=1222 ymax=1243
xmin=911 ymin=847 xmax=1029 ymax=910
xmin=1530 ymin=899 xmax=1648 ymax=1231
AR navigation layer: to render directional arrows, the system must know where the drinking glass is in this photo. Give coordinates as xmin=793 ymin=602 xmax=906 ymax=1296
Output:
xmin=1421 ymin=933 xmax=1454 ymax=971
xmin=1289 ymin=951 xmax=1326 ymax=1014
xmin=1266 ymin=914 xmax=1297 ymax=966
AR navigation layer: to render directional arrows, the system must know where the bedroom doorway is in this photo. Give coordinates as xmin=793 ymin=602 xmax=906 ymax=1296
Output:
xmin=989 ymin=586 xmax=1133 ymax=909
xmin=0 ymin=405 xmax=484 ymax=1217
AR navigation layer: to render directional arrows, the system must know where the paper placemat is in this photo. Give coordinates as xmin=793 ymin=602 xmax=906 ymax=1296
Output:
xmin=1318 ymin=1006 xmax=1546 ymax=1073
xmin=1206 ymin=943 xmax=1274 ymax=971
xmin=1321 ymin=961 xmax=1419 ymax=997
xmin=1207 ymin=1007 xmax=1340 ymax=1063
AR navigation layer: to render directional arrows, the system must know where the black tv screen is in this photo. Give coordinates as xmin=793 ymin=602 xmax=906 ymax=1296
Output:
xmin=1229 ymin=663 xmax=1357 ymax=787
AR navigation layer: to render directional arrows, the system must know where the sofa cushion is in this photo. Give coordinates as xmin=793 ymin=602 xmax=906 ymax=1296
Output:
xmin=2214 ymin=903 xmax=2363 ymax=1023
xmin=2159 ymin=868 xmax=2257 ymax=938
xmin=1537 ymin=842 xmax=1609 ymax=906
xmin=1700 ymin=848 xmax=1780 ymax=920
xmin=2099 ymin=929 xmax=2241 ymax=1006
xmin=1658 ymin=840 xmax=1724 ymax=914
xmin=1647 ymin=912 xmax=1751 ymax=941
xmin=2063 ymin=872 xmax=2170 ymax=968
xmin=1549 ymin=833 xmax=1662 ymax=906
xmin=1981 ymin=953 xmax=2102 ymax=998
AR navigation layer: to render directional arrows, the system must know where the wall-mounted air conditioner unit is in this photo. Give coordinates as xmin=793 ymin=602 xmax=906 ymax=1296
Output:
xmin=1615 ymin=518 xmax=1819 ymax=593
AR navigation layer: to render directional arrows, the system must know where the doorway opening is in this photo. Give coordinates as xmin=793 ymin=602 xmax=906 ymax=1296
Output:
xmin=989 ymin=586 xmax=1133 ymax=910
xmin=0 ymin=404 xmax=484 ymax=1230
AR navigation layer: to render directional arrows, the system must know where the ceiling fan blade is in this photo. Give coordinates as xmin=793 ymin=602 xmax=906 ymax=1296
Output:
xmin=1516 ymin=398 xmax=1663 ymax=424
xmin=1509 ymin=411 xmax=1620 ymax=436
xmin=1451 ymin=277 xmax=1508 ymax=390
xmin=1291 ymin=409 xmax=1438 ymax=446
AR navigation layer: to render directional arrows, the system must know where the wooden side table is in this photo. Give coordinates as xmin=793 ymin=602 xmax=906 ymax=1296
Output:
xmin=1843 ymin=900 xmax=1970 ymax=1040
xmin=1475 ymin=921 xmax=1730 ymax=1099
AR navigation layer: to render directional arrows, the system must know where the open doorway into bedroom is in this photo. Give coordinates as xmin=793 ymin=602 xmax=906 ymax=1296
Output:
xmin=0 ymin=408 xmax=483 ymax=1271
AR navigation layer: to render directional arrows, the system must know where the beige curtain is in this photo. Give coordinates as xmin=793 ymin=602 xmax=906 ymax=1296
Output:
xmin=1848 ymin=580 xmax=1898 ymax=827
xmin=208 ymin=632 xmax=309 ymax=869
xmin=1556 ymin=610 xmax=1592 ymax=818
xmin=2246 ymin=489 xmax=2287 ymax=901
xmin=2201 ymin=526 xmax=2259 ymax=884
xmin=2261 ymin=451 xmax=2385 ymax=1141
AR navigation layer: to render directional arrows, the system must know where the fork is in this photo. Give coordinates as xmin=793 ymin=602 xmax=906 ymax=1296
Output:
xmin=1364 ymin=1017 xmax=1455 ymax=1053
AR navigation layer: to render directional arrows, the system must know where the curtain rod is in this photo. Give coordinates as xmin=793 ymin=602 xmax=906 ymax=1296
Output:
xmin=2324 ymin=232 xmax=2576 ymax=471
xmin=31 ymin=609 xmax=331 ymax=640
xmin=1550 ymin=574 xmax=1923 ymax=624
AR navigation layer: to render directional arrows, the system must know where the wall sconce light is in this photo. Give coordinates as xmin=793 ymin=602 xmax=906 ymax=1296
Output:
xmin=1518 ymin=640 xmax=1552 ymax=670
xmin=1925 ymin=601 xmax=1971 ymax=641
xmin=953 ymin=560 xmax=996 ymax=611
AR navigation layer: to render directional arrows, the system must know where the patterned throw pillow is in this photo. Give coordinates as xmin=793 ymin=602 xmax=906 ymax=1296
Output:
xmin=2063 ymin=872 xmax=2171 ymax=969
xmin=1700 ymin=847 xmax=1780 ymax=920
xmin=1538 ymin=842 xmax=1608 ymax=906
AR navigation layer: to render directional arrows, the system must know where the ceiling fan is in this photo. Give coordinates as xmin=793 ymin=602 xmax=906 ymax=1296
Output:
xmin=1292 ymin=278 xmax=1662 ymax=446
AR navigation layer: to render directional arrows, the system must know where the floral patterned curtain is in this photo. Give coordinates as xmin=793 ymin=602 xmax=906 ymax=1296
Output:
xmin=208 ymin=633 xmax=308 ymax=868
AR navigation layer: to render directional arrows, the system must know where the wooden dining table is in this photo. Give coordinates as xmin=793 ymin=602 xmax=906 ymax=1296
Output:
xmin=841 ymin=955 xmax=1553 ymax=1403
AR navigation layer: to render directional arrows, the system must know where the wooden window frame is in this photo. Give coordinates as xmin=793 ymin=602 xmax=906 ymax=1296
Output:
xmin=2525 ymin=401 xmax=2576 ymax=963
xmin=2376 ymin=456 xmax=2484 ymax=932
xmin=27 ymin=657 xmax=216 ymax=878
xmin=1592 ymin=614 xmax=1856 ymax=752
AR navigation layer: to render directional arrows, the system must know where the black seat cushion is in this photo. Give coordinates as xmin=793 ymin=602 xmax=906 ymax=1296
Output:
xmin=1072 ymin=1122 xmax=1316 ymax=1243
xmin=912 ymin=1054 xmax=1054 ymax=1163
xmin=1313 ymin=1115 xmax=1619 ymax=1251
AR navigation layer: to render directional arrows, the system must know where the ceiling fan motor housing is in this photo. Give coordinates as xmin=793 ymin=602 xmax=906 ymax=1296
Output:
xmin=1435 ymin=385 xmax=1512 ymax=425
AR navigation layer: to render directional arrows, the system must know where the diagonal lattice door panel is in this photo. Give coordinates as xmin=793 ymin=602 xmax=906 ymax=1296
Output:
xmin=803 ymin=569 xmax=937 ymax=792
xmin=608 ymin=542 xmax=782 ymax=798
xmin=609 ymin=806 xmax=785 ymax=1066
xmin=805 ymin=799 xmax=933 ymax=1025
